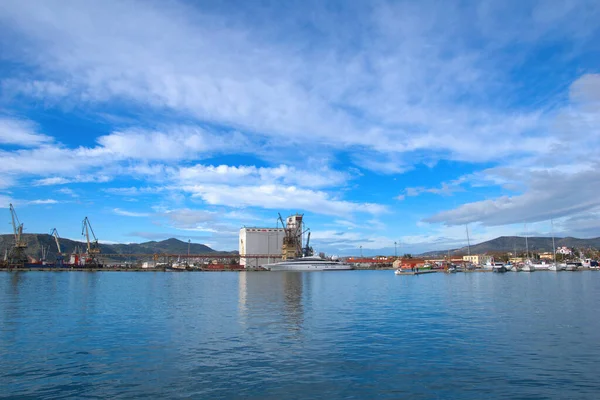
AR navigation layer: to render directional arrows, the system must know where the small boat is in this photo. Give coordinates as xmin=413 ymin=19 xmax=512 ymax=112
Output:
xmin=493 ymin=266 xmax=508 ymax=273
xmin=166 ymin=260 xmax=187 ymax=271
xmin=505 ymin=262 xmax=518 ymax=272
xmin=394 ymin=269 xmax=402 ymax=275
xmin=548 ymin=263 xmax=566 ymax=271
xmin=565 ymin=262 xmax=582 ymax=271
xmin=520 ymin=262 xmax=535 ymax=272
xmin=532 ymin=261 xmax=550 ymax=271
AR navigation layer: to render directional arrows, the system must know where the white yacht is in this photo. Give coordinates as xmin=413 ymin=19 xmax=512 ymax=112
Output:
xmin=565 ymin=262 xmax=582 ymax=271
xmin=520 ymin=261 xmax=535 ymax=272
xmin=263 ymin=255 xmax=354 ymax=271
xmin=548 ymin=263 xmax=566 ymax=271
xmin=532 ymin=261 xmax=551 ymax=271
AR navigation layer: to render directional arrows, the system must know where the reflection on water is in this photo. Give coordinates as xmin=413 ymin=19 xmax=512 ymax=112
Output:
xmin=282 ymin=273 xmax=304 ymax=331
xmin=238 ymin=272 xmax=307 ymax=335
xmin=2 ymin=271 xmax=600 ymax=399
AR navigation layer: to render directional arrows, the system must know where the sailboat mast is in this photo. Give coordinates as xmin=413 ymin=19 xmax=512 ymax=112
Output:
xmin=466 ymin=224 xmax=471 ymax=256
xmin=525 ymin=224 xmax=529 ymax=261
xmin=551 ymin=220 xmax=557 ymax=264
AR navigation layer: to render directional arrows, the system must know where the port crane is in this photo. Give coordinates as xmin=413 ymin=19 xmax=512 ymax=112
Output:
xmin=50 ymin=228 xmax=64 ymax=266
xmin=8 ymin=203 xmax=28 ymax=265
xmin=303 ymin=231 xmax=314 ymax=257
xmin=278 ymin=212 xmax=309 ymax=259
xmin=81 ymin=217 xmax=101 ymax=265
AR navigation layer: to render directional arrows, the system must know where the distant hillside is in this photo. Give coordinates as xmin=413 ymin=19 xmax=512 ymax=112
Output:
xmin=0 ymin=234 xmax=222 ymax=262
xmin=419 ymin=236 xmax=600 ymax=257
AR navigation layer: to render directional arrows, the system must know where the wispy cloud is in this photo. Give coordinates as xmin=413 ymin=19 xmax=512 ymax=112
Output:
xmin=0 ymin=117 xmax=52 ymax=146
xmin=28 ymin=199 xmax=58 ymax=205
xmin=113 ymin=208 xmax=150 ymax=217
xmin=56 ymin=187 xmax=78 ymax=198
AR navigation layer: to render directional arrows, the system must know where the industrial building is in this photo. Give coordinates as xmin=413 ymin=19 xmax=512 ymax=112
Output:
xmin=239 ymin=227 xmax=285 ymax=267
xmin=239 ymin=213 xmax=307 ymax=268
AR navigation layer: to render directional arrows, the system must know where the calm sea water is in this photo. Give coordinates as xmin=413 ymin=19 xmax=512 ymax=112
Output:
xmin=1 ymin=270 xmax=600 ymax=399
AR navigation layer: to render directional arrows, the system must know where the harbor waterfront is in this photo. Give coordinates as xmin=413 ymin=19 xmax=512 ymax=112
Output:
xmin=2 ymin=271 xmax=600 ymax=399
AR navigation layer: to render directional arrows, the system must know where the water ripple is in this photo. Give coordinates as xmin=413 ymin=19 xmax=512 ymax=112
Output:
xmin=1 ymin=271 xmax=600 ymax=399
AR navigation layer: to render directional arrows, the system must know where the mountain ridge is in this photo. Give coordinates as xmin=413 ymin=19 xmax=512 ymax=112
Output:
xmin=0 ymin=234 xmax=228 ymax=261
xmin=418 ymin=236 xmax=600 ymax=256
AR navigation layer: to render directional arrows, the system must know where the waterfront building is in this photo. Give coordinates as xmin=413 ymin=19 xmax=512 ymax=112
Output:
xmin=142 ymin=261 xmax=157 ymax=269
xmin=462 ymin=254 xmax=491 ymax=265
xmin=239 ymin=227 xmax=285 ymax=268
xmin=557 ymin=246 xmax=573 ymax=255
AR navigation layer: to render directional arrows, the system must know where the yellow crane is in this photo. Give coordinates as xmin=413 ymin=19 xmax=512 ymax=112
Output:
xmin=9 ymin=203 xmax=28 ymax=265
xmin=81 ymin=217 xmax=100 ymax=265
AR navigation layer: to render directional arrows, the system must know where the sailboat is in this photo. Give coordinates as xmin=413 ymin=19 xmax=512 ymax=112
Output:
xmin=520 ymin=225 xmax=535 ymax=272
xmin=548 ymin=220 xmax=565 ymax=271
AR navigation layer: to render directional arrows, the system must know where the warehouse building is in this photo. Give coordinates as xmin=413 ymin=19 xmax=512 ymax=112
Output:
xmin=239 ymin=227 xmax=285 ymax=268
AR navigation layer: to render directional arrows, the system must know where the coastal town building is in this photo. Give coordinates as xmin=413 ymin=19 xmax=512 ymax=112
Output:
xmin=557 ymin=246 xmax=573 ymax=255
xmin=462 ymin=255 xmax=491 ymax=264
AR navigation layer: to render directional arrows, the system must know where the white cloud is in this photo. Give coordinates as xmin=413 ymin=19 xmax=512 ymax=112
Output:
xmin=0 ymin=176 xmax=15 ymax=189
xmin=1 ymin=196 xmax=59 ymax=207
xmin=424 ymin=74 xmax=600 ymax=229
xmin=182 ymin=183 xmax=386 ymax=217
xmin=1 ymin=0 xmax=594 ymax=172
xmin=28 ymin=199 xmax=58 ymax=205
xmin=97 ymin=126 xmax=248 ymax=161
xmin=34 ymin=175 xmax=112 ymax=186
xmin=161 ymin=208 xmax=215 ymax=229
xmin=0 ymin=117 xmax=52 ymax=146
xmin=56 ymin=187 xmax=78 ymax=197
xmin=113 ymin=208 xmax=150 ymax=217
xmin=399 ymin=180 xmax=465 ymax=199
xmin=0 ymin=195 xmax=15 ymax=208
xmin=133 ymin=163 xmax=351 ymax=189
xmin=426 ymin=168 xmax=600 ymax=227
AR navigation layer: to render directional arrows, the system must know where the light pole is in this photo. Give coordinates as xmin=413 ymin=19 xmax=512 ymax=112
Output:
xmin=394 ymin=241 xmax=397 ymax=258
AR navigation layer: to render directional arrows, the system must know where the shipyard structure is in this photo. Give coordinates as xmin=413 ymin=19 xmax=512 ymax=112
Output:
xmin=239 ymin=213 xmax=308 ymax=268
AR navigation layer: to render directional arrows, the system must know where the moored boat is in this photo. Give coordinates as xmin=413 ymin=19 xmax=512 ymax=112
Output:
xmin=565 ymin=262 xmax=582 ymax=271
xmin=264 ymin=255 xmax=353 ymax=271
xmin=520 ymin=262 xmax=535 ymax=272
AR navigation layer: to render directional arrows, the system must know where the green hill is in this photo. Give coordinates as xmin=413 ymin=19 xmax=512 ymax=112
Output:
xmin=0 ymin=234 xmax=221 ymax=262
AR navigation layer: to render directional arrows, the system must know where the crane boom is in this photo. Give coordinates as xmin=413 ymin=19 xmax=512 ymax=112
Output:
xmin=303 ymin=231 xmax=312 ymax=257
xmin=277 ymin=213 xmax=286 ymax=229
xmin=82 ymin=218 xmax=91 ymax=253
xmin=7 ymin=203 xmax=27 ymax=265
xmin=9 ymin=204 xmax=21 ymax=241
xmin=51 ymin=228 xmax=62 ymax=254
xmin=81 ymin=217 xmax=100 ymax=255
xmin=9 ymin=204 xmax=26 ymax=248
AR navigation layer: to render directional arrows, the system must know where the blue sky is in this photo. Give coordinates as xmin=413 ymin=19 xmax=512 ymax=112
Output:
xmin=0 ymin=0 xmax=599 ymax=255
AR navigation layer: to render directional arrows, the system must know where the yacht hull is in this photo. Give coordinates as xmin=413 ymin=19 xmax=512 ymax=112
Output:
xmin=265 ymin=262 xmax=353 ymax=271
